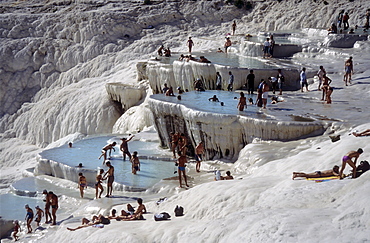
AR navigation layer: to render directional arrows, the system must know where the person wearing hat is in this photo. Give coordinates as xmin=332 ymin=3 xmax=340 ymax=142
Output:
xmin=35 ymin=205 xmax=44 ymax=226
xmin=13 ymin=220 xmax=20 ymax=241
xmin=120 ymin=135 xmax=134 ymax=161
xmin=25 ymin=204 xmax=34 ymax=233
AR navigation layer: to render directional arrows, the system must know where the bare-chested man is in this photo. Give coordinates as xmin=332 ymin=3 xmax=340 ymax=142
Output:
xmin=49 ymin=191 xmax=58 ymax=225
xmin=177 ymin=151 xmax=189 ymax=188
xmin=293 ymin=165 xmax=340 ymax=179
xmin=103 ymin=161 xmax=114 ymax=197
xmin=78 ymin=173 xmax=87 ymax=198
xmin=43 ymin=189 xmax=52 ymax=223
xmin=170 ymin=132 xmax=180 ymax=158
xmin=98 ymin=142 xmax=117 ymax=164
xmin=131 ymin=151 xmax=140 ymax=174
xmin=195 ymin=141 xmax=204 ymax=172
xmin=339 ymin=148 xmax=363 ymax=178
xmin=120 ymin=135 xmax=134 ymax=161
xmin=95 ymin=169 xmax=105 ymax=199
xmin=178 ymin=133 xmax=188 ymax=155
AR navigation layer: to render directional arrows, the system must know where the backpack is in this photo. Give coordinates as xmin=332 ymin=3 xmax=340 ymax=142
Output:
xmin=154 ymin=212 xmax=171 ymax=221
xmin=174 ymin=205 xmax=184 ymax=217
xmin=355 ymin=161 xmax=370 ymax=178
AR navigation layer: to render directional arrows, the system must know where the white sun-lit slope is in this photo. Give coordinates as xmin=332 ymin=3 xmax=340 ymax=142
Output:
xmin=1 ymin=0 xmax=370 ymax=242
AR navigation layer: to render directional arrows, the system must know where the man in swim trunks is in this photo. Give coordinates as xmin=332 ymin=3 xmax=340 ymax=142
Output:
xmin=103 ymin=161 xmax=115 ymax=197
xmin=78 ymin=172 xmax=87 ymax=198
xmin=49 ymin=191 xmax=58 ymax=225
xmin=34 ymin=206 xmax=44 ymax=226
xmin=25 ymin=204 xmax=34 ymax=233
xmin=43 ymin=189 xmax=52 ymax=223
xmin=120 ymin=135 xmax=134 ymax=161
xmin=343 ymin=56 xmax=353 ymax=86
xmin=195 ymin=141 xmax=204 ymax=172
xmin=98 ymin=142 xmax=117 ymax=164
xmin=292 ymin=165 xmax=340 ymax=179
xmin=67 ymin=214 xmax=111 ymax=231
xmin=177 ymin=151 xmax=189 ymax=188
xmin=317 ymin=66 xmax=326 ymax=91
xmin=246 ymin=70 xmax=255 ymax=94
xmin=339 ymin=148 xmax=363 ymax=178
xmin=131 ymin=151 xmax=140 ymax=174
xmin=95 ymin=169 xmax=105 ymax=199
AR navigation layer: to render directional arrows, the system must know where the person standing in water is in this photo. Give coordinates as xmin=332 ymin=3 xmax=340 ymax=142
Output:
xmin=216 ymin=72 xmax=222 ymax=90
xmin=170 ymin=132 xmax=180 ymax=158
xmin=176 ymin=151 xmax=189 ymax=188
xmin=343 ymin=56 xmax=353 ymax=86
xmin=120 ymin=135 xmax=134 ymax=161
xmin=246 ymin=70 xmax=255 ymax=94
xmin=131 ymin=151 xmax=141 ymax=174
xmin=78 ymin=172 xmax=87 ymax=198
xmin=237 ymin=92 xmax=247 ymax=111
xmin=98 ymin=142 xmax=117 ymax=164
xmin=95 ymin=169 xmax=105 ymax=199
xmin=195 ymin=141 xmax=204 ymax=172
xmin=187 ymin=37 xmax=194 ymax=53
xmin=339 ymin=148 xmax=363 ymax=178
xmin=224 ymin=37 xmax=232 ymax=53
xmin=103 ymin=161 xmax=115 ymax=197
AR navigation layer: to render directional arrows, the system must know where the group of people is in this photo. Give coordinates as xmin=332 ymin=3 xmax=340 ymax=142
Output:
xmin=16 ymin=190 xmax=58 ymax=239
xmin=67 ymin=198 xmax=147 ymax=231
xmin=97 ymin=136 xmax=140 ymax=198
xmin=293 ymin=148 xmax=365 ymax=180
xmin=157 ymin=45 xmax=171 ymax=57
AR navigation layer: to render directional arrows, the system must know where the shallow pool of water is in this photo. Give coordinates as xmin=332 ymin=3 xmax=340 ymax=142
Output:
xmin=160 ymin=51 xmax=277 ymax=69
xmin=39 ymin=137 xmax=176 ymax=189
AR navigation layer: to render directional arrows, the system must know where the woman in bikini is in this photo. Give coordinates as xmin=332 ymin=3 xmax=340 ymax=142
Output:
xmin=95 ymin=169 xmax=105 ymax=199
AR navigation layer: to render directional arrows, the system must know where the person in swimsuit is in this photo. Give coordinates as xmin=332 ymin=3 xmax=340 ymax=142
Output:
xmin=95 ymin=169 xmax=105 ymax=199
xmin=321 ymin=74 xmax=332 ymax=101
xmin=170 ymin=132 xmax=180 ymax=158
xmin=339 ymin=148 xmax=363 ymax=178
xmin=43 ymin=190 xmax=52 ymax=224
xmin=25 ymin=204 xmax=34 ymax=233
xmin=131 ymin=151 xmax=140 ymax=174
xmin=195 ymin=141 xmax=204 ymax=173
xmin=67 ymin=214 xmax=111 ymax=231
xmin=224 ymin=37 xmax=232 ymax=53
xmin=237 ymin=92 xmax=247 ymax=111
xmin=232 ymin=20 xmax=236 ymax=35
xmin=317 ymin=66 xmax=326 ymax=91
xmin=221 ymin=171 xmax=234 ymax=180
xmin=34 ymin=206 xmax=44 ymax=226
xmin=208 ymin=95 xmax=219 ymax=102
xmin=49 ymin=191 xmax=58 ymax=225
xmin=120 ymin=135 xmax=134 ymax=161
xmin=292 ymin=165 xmax=340 ymax=179
xmin=103 ymin=161 xmax=114 ymax=197
xmin=178 ymin=133 xmax=188 ymax=155
xmin=187 ymin=37 xmax=194 ymax=53
xmin=13 ymin=220 xmax=20 ymax=241
xmin=176 ymin=151 xmax=189 ymax=188
xmin=352 ymin=129 xmax=370 ymax=137
xmin=98 ymin=142 xmax=117 ymax=164
xmin=262 ymin=81 xmax=269 ymax=109
xmin=343 ymin=56 xmax=353 ymax=86
xmin=78 ymin=172 xmax=87 ymax=198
